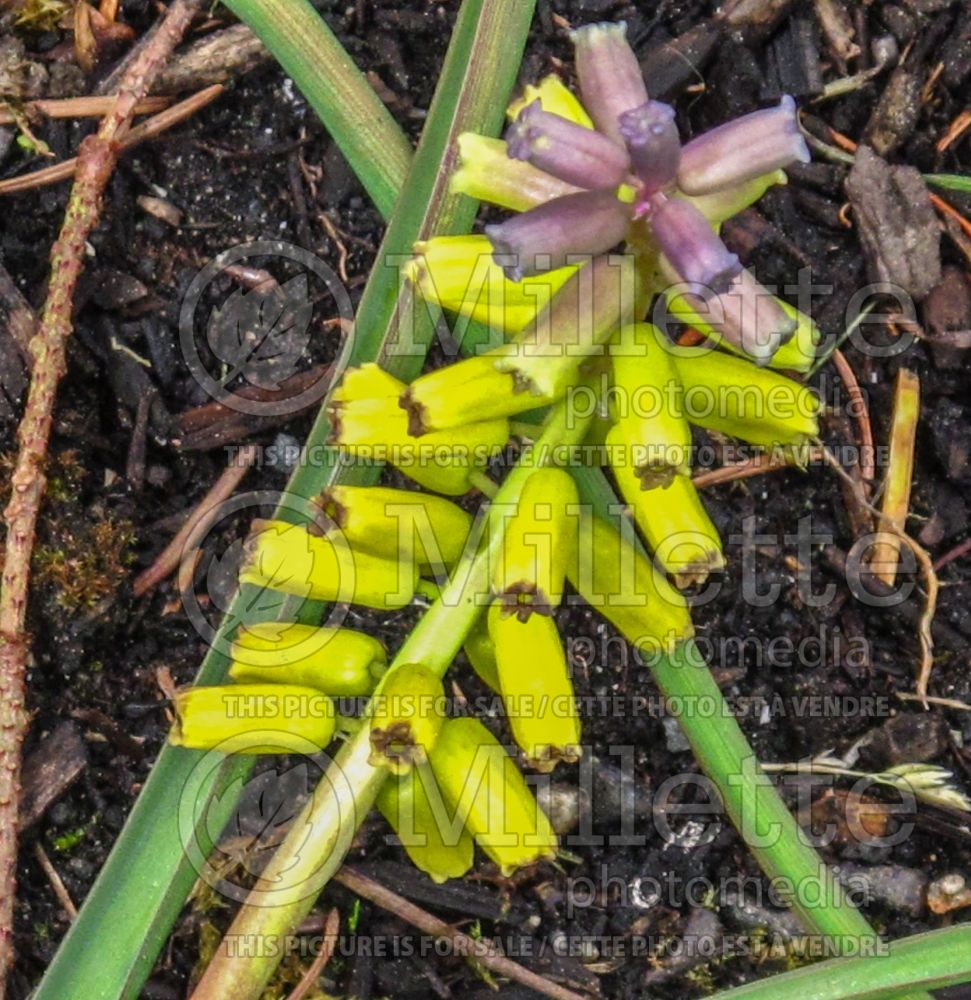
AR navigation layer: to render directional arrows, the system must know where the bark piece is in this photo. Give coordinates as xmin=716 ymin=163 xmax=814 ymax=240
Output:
xmin=863 ymin=65 xmax=924 ymax=156
xmin=845 ymin=144 xmax=941 ymax=301
xmin=20 ymin=722 xmax=88 ymax=829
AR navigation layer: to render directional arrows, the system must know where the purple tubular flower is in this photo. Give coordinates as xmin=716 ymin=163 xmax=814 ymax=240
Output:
xmin=507 ymin=100 xmax=631 ymax=190
xmin=683 ymin=269 xmax=798 ymax=365
xmin=570 ymin=22 xmax=649 ymax=146
xmin=618 ymin=101 xmax=681 ymax=196
xmin=649 ymin=195 xmax=741 ymax=296
xmin=677 ymin=96 xmax=811 ymax=196
xmin=486 ymin=190 xmax=632 ymax=281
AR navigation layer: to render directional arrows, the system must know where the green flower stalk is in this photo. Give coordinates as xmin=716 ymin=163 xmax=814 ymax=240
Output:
xmin=488 ymin=602 xmax=581 ymax=771
xmin=228 ymin=621 xmax=386 ymax=696
xmin=568 ymin=508 xmax=694 ymax=654
xmin=240 ymin=519 xmax=417 ymax=609
xmin=608 ymin=323 xmax=692 ymax=489
xmin=369 ymin=663 xmax=446 ymax=774
xmin=170 ymin=684 xmax=336 ymax=754
xmin=317 ymin=484 xmax=473 ymax=572
xmin=493 ymin=467 xmax=578 ymax=619
xmin=429 ymin=716 xmax=558 ymax=876
xmin=377 ymin=762 xmax=474 ymax=883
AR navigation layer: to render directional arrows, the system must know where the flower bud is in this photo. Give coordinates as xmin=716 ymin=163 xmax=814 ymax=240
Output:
xmin=406 ymin=235 xmax=577 ymax=334
xmin=488 ymin=603 xmax=581 ymax=772
xmin=429 ymin=716 xmax=557 ymax=876
xmin=317 ymin=484 xmax=473 ymax=572
xmin=377 ymin=763 xmax=474 ymax=883
xmin=486 ymin=190 xmax=631 ymax=281
xmin=402 ymin=352 xmax=557 ymax=435
xmin=228 ymin=621 xmax=386 ymax=697
xmin=618 ymin=101 xmax=680 ymax=196
xmin=568 ymin=510 xmax=694 ymax=653
xmin=494 ymin=467 xmax=579 ymax=619
xmin=369 ymin=663 xmax=446 ymax=775
xmin=667 ymin=268 xmax=797 ymax=365
xmin=570 ymin=22 xmax=649 ymax=146
xmin=507 ymin=74 xmax=593 ymax=128
xmin=677 ymin=96 xmax=810 ymax=196
xmin=613 ymin=472 xmax=725 ymax=587
xmin=649 ymin=194 xmax=741 ymax=296
xmin=507 ymin=100 xmax=631 ymax=190
xmin=239 ymin=519 xmax=417 ymax=609
xmin=608 ymin=324 xmax=692 ymax=488
xmin=451 ymin=134 xmax=581 ymax=212
xmin=170 ymin=684 xmax=336 ymax=754
xmin=670 ymin=344 xmax=820 ymax=448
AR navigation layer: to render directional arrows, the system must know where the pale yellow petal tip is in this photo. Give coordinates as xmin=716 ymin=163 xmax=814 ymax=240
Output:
xmin=507 ymin=74 xmax=592 ymax=129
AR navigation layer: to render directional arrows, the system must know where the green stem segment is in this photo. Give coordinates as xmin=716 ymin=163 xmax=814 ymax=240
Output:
xmin=222 ymin=0 xmax=411 ymax=218
xmin=710 ymin=923 xmax=971 ymax=1000
xmin=190 ymin=396 xmax=591 ymax=1000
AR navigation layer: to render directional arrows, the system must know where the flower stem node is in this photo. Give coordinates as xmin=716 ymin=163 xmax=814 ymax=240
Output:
xmin=429 ymin=717 xmax=558 ymax=876
xmin=493 ymin=467 xmax=578 ymax=619
xmin=488 ymin=603 xmax=581 ymax=772
xmin=228 ymin=621 xmax=386 ymax=697
xmin=369 ymin=663 xmax=445 ymax=775
xmin=240 ymin=519 xmax=417 ymax=609
xmin=170 ymin=684 xmax=336 ymax=754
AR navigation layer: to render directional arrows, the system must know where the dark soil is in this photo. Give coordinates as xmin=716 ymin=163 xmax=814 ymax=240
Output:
xmin=4 ymin=1 xmax=971 ymax=998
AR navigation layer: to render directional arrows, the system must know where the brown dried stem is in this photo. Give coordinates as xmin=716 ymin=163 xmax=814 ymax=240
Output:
xmin=0 ymin=1 xmax=205 ymax=991
xmin=334 ymin=867 xmax=593 ymax=1000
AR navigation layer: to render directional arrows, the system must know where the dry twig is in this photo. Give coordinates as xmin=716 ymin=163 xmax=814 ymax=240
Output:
xmin=284 ymin=908 xmax=340 ymax=1000
xmin=0 ymin=1 xmax=206 ymax=990
xmin=133 ymin=443 xmax=259 ymax=597
xmin=334 ymin=866 xmax=594 ymax=1000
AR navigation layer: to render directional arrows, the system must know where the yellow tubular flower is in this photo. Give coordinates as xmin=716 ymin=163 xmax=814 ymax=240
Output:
xmin=494 ymin=467 xmax=579 ymax=619
xmin=451 ymin=135 xmax=581 ymax=213
xmin=679 ymin=170 xmax=787 ymax=227
xmin=463 ymin=611 xmax=500 ymax=692
xmin=506 ymin=74 xmax=594 ymax=127
xmin=377 ymin=762 xmax=474 ymax=883
xmin=429 ymin=716 xmax=557 ymax=876
xmin=369 ymin=663 xmax=445 ymax=775
xmin=329 ymin=383 xmax=510 ymax=495
xmin=568 ymin=511 xmax=694 ymax=655
xmin=500 ymin=254 xmax=646 ymax=399
xmin=609 ymin=324 xmax=692 ymax=489
xmin=488 ymin=603 xmax=581 ymax=772
xmin=228 ymin=621 xmax=386 ymax=697
xmin=613 ymin=472 xmax=725 ymax=588
xmin=405 ymin=235 xmax=577 ymax=335
xmin=402 ymin=352 xmax=557 ymax=435
xmin=239 ymin=519 xmax=417 ymax=609
xmin=317 ymin=485 xmax=473 ymax=573
xmin=331 ymin=362 xmax=403 ymax=403
xmin=170 ymin=684 xmax=336 ymax=754
xmin=670 ymin=344 xmax=820 ymax=449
